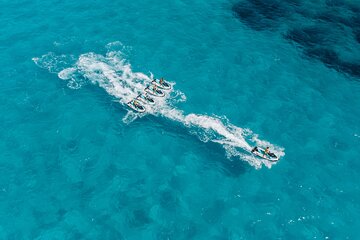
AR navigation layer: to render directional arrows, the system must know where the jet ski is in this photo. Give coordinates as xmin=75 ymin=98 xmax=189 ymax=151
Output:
xmin=251 ymin=146 xmax=279 ymax=162
xmin=152 ymin=78 xmax=171 ymax=90
xmin=126 ymin=100 xmax=146 ymax=113
xmin=136 ymin=93 xmax=155 ymax=105
xmin=145 ymin=85 xmax=165 ymax=97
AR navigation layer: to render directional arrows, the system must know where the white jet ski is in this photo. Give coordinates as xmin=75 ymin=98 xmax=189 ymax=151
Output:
xmin=251 ymin=146 xmax=279 ymax=162
xmin=145 ymin=85 xmax=165 ymax=97
xmin=126 ymin=100 xmax=146 ymax=113
xmin=152 ymin=78 xmax=171 ymax=90
xmin=137 ymin=93 xmax=155 ymax=105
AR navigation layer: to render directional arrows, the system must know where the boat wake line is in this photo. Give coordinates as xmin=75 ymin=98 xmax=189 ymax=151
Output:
xmin=33 ymin=43 xmax=285 ymax=169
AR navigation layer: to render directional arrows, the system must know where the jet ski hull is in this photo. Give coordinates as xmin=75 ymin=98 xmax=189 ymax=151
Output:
xmin=251 ymin=147 xmax=279 ymax=162
xmin=145 ymin=87 xmax=165 ymax=97
xmin=152 ymin=79 xmax=171 ymax=90
xmin=127 ymin=101 xmax=146 ymax=113
xmin=137 ymin=94 xmax=155 ymax=105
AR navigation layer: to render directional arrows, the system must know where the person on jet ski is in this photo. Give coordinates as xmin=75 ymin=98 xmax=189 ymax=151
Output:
xmin=133 ymin=100 xmax=141 ymax=108
xmin=152 ymin=84 xmax=158 ymax=91
xmin=264 ymin=147 xmax=270 ymax=156
xmin=159 ymin=78 xmax=164 ymax=85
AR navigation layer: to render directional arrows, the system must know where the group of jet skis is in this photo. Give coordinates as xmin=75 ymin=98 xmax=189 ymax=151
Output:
xmin=126 ymin=77 xmax=171 ymax=113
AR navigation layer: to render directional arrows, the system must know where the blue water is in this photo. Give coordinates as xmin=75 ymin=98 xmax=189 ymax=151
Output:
xmin=1 ymin=0 xmax=360 ymax=239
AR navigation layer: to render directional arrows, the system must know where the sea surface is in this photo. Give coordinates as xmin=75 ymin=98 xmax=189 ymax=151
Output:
xmin=1 ymin=0 xmax=360 ymax=239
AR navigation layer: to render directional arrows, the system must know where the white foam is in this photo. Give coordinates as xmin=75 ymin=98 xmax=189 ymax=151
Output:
xmin=32 ymin=52 xmax=75 ymax=73
xmin=58 ymin=67 xmax=76 ymax=80
xmin=34 ymin=45 xmax=285 ymax=169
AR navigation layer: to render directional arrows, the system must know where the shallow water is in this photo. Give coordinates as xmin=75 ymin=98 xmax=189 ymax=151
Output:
xmin=1 ymin=0 xmax=360 ymax=239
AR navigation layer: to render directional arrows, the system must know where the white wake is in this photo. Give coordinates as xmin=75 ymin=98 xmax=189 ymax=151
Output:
xmin=33 ymin=43 xmax=285 ymax=169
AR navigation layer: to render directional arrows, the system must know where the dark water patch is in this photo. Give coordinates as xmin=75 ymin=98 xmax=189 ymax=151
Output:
xmin=103 ymin=163 xmax=118 ymax=180
xmin=202 ymin=199 xmax=225 ymax=224
xmin=159 ymin=189 xmax=178 ymax=210
xmin=232 ymin=0 xmax=290 ymax=31
xmin=316 ymin=11 xmax=352 ymax=27
xmin=285 ymin=26 xmax=360 ymax=77
xmin=169 ymin=175 xmax=184 ymax=192
xmin=57 ymin=208 xmax=67 ymax=220
xmin=127 ymin=209 xmax=152 ymax=228
xmin=347 ymin=2 xmax=360 ymax=13
xmin=351 ymin=16 xmax=360 ymax=44
xmin=232 ymin=0 xmax=360 ymax=78
xmin=79 ymin=185 xmax=96 ymax=200
xmin=352 ymin=15 xmax=360 ymax=28
xmin=342 ymin=62 xmax=360 ymax=79
xmin=32 ymin=208 xmax=58 ymax=227
xmin=62 ymin=139 xmax=79 ymax=154
xmin=115 ymin=192 xmax=131 ymax=208
xmin=354 ymin=30 xmax=360 ymax=43
xmin=282 ymin=0 xmax=302 ymax=7
xmin=249 ymin=0 xmax=290 ymax=20
xmin=232 ymin=2 xmax=266 ymax=31
xmin=285 ymin=26 xmax=332 ymax=48
xmin=305 ymin=48 xmax=339 ymax=67
xmin=325 ymin=0 xmax=344 ymax=8
xmin=306 ymin=48 xmax=360 ymax=77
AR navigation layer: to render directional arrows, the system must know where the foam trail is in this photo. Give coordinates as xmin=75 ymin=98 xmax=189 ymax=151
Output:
xmin=34 ymin=46 xmax=285 ymax=169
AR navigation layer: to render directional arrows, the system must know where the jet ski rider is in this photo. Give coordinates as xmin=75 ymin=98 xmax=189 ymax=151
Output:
xmin=251 ymin=146 xmax=270 ymax=155
xmin=265 ymin=147 xmax=270 ymax=154
xmin=133 ymin=100 xmax=141 ymax=108
xmin=264 ymin=147 xmax=270 ymax=157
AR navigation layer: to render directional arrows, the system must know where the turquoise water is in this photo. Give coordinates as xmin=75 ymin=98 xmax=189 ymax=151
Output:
xmin=1 ymin=0 xmax=360 ymax=238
